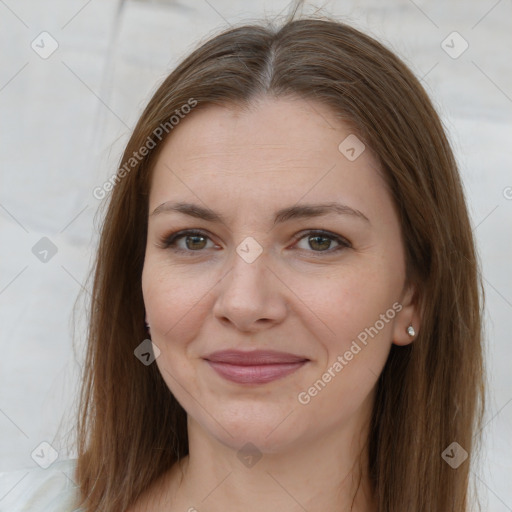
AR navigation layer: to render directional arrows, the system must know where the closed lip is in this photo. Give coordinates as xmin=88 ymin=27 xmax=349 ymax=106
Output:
xmin=204 ymin=350 xmax=309 ymax=365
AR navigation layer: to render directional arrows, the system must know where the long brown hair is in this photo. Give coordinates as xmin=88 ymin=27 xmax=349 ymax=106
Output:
xmin=74 ymin=12 xmax=486 ymax=512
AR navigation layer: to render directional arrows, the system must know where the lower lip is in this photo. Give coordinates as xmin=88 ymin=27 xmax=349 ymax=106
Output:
xmin=206 ymin=361 xmax=307 ymax=384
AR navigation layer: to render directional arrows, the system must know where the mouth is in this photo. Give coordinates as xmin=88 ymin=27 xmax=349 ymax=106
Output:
xmin=203 ymin=350 xmax=309 ymax=385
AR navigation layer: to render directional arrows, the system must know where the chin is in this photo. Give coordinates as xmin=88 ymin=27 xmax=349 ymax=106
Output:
xmin=201 ymin=407 xmax=303 ymax=455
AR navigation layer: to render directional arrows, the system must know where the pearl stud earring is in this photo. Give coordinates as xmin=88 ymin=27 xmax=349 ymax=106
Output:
xmin=407 ymin=325 xmax=416 ymax=337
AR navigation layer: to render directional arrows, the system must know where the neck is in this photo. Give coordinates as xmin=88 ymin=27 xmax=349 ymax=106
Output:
xmin=162 ymin=414 xmax=376 ymax=512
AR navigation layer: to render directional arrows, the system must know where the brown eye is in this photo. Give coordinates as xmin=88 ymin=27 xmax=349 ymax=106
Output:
xmin=161 ymin=229 xmax=216 ymax=253
xmin=308 ymin=235 xmax=333 ymax=251
xmin=294 ymin=230 xmax=351 ymax=253
xmin=183 ymin=234 xmax=208 ymax=250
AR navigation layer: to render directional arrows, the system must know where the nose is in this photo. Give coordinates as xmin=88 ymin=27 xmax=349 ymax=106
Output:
xmin=212 ymin=248 xmax=288 ymax=333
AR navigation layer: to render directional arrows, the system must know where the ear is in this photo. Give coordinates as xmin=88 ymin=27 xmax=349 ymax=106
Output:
xmin=145 ymin=313 xmax=151 ymax=336
xmin=392 ymin=282 xmax=421 ymax=346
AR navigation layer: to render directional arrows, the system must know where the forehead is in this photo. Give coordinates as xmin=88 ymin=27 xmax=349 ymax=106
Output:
xmin=155 ymin=97 xmax=364 ymax=168
xmin=148 ymin=97 xmax=391 ymax=222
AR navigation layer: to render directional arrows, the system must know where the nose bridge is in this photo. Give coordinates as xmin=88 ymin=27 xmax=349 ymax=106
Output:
xmin=213 ymin=242 xmax=286 ymax=330
xmin=223 ymin=244 xmax=269 ymax=303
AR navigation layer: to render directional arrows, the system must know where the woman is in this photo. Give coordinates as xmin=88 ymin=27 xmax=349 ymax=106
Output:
xmin=0 ymin=12 xmax=485 ymax=512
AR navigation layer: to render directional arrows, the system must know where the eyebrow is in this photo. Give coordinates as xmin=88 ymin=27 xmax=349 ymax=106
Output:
xmin=151 ymin=201 xmax=370 ymax=225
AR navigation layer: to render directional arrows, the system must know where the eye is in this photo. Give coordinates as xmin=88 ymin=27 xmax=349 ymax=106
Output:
xmin=160 ymin=229 xmax=217 ymax=254
xmin=159 ymin=229 xmax=351 ymax=256
xmin=293 ymin=230 xmax=351 ymax=253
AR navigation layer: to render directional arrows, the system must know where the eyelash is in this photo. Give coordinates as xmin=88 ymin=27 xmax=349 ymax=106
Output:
xmin=159 ymin=229 xmax=351 ymax=256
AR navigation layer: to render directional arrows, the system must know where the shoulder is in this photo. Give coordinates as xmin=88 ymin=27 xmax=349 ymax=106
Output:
xmin=0 ymin=459 xmax=83 ymax=512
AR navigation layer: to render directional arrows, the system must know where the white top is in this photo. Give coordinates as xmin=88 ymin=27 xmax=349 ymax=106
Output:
xmin=0 ymin=459 xmax=83 ymax=512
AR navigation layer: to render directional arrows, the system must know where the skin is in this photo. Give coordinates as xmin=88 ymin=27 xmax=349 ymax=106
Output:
xmin=135 ymin=96 xmax=420 ymax=512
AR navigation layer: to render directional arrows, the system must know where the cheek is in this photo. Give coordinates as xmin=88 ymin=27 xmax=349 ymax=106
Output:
xmin=295 ymin=271 xmax=396 ymax=426
xmin=142 ymin=257 xmax=216 ymax=337
xmin=291 ymin=263 xmax=399 ymax=346
xmin=292 ymin=264 xmax=400 ymax=408
xmin=141 ymin=260 xmax=210 ymax=398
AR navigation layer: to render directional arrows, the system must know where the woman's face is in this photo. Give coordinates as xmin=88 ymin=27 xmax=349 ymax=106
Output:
xmin=142 ymin=96 xmax=418 ymax=453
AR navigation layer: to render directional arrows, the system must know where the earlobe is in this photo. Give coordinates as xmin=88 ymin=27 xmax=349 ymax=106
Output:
xmin=393 ymin=323 xmax=418 ymax=346
xmin=145 ymin=314 xmax=151 ymax=337
xmin=392 ymin=283 xmax=421 ymax=346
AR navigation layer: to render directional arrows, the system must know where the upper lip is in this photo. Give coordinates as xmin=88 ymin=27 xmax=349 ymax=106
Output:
xmin=204 ymin=350 xmax=309 ymax=365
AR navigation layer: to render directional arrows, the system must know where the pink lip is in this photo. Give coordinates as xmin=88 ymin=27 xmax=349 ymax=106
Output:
xmin=204 ymin=350 xmax=309 ymax=384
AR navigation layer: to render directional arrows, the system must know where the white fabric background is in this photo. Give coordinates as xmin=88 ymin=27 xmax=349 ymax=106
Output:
xmin=0 ymin=0 xmax=511 ymax=509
